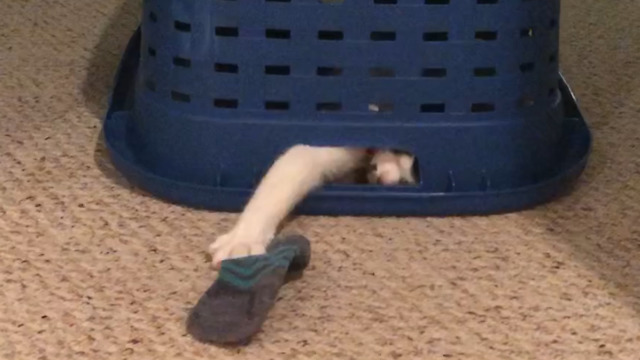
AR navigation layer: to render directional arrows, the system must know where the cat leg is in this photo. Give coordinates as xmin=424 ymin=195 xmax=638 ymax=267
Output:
xmin=209 ymin=145 xmax=366 ymax=268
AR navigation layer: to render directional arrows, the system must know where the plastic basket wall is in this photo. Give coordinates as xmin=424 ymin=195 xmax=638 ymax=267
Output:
xmin=103 ymin=0 xmax=591 ymax=216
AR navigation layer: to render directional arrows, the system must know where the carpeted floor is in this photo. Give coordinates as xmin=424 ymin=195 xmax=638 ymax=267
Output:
xmin=1 ymin=1 xmax=639 ymax=359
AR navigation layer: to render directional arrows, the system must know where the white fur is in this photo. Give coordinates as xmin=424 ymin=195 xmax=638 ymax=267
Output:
xmin=209 ymin=146 xmax=415 ymax=268
xmin=368 ymin=151 xmax=416 ymax=185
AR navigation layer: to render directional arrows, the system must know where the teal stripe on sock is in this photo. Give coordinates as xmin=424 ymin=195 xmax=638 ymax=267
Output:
xmin=216 ymin=244 xmax=299 ymax=289
xmin=218 ymin=259 xmax=292 ymax=289
xmin=220 ymin=245 xmax=298 ymax=277
xmin=222 ymin=254 xmax=292 ymax=279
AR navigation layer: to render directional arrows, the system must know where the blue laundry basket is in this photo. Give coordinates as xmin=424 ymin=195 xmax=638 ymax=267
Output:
xmin=103 ymin=0 xmax=591 ymax=216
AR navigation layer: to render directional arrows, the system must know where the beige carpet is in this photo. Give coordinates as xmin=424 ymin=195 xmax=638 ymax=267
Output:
xmin=1 ymin=1 xmax=639 ymax=359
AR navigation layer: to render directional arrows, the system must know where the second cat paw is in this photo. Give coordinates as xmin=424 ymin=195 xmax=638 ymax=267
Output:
xmin=367 ymin=150 xmax=417 ymax=185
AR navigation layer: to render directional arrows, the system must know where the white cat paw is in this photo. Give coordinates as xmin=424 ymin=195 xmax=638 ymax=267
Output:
xmin=368 ymin=151 xmax=416 ymax=185
xmin=208 ymin=230 xmax=270 ymax=269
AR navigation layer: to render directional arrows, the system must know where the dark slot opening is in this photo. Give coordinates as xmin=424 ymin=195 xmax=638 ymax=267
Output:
xmin=171 ymin=91 xmax=191 ymax=103
xmin=216 ymin=27 xmax=239 ymax=37
xmin=420 ymin=103 xmax=446 ymax=113
xmin=214 ymin=98 xmax=239 ymax=109
xmin=214 ymin=63 xmax=239 ymax=73
xmin=369 ymin=67 xmax=395 ymax=78
xmin=317 ymin=66 xmax=343 ymax=76
xmin=173 ymin=57 xmax=191 ymax=68
xmin=265 ymin=29 xmax=291 ymax=39
xmin=316 ymin=102 xmax=342 ymax=112
xmin=421 ymin=68 xmax=447 ymax=78
xmin=368 ymin=102 xmax=394 ymax=113
xmin=475 ymin=31 xmax=498 ymax=41
xmin=520 ymin=62 xmax=535 ymax=73
xmin=265 ymin=101 xmax=290 ymax=111
xmin=474 ymin=67 xmax=497 ymax=77
xmin=265 ymin=65 xmax=291 ymax=76
xmin=423 ymin=32 xmax=449 ymax=41
xmin=370 ymin=31 xmax=396 ymax=41
xmin=471 ymin=103 xmax=495 ymax=112
xmin=174 ymin=21 xmax=191 ymax=32
xmin=318 ymin=30 xmax=344 ymax=41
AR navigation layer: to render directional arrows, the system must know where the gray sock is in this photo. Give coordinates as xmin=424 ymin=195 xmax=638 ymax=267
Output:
xmin=186 ymin=234 xmax=311 ymax=345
